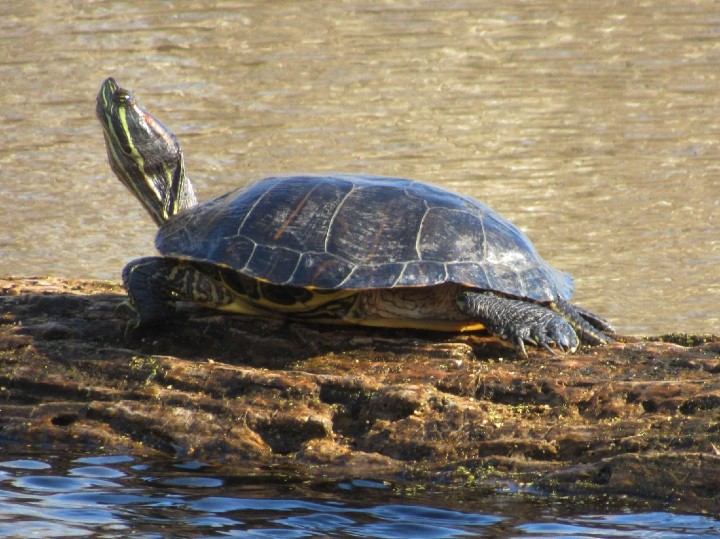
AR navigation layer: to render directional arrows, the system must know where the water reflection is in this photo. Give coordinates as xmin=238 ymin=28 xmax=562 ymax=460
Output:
xmin=1 ymin=1 xmax=719 ymax=335
xmin=0 ymin=453 xmax=718 ymax=538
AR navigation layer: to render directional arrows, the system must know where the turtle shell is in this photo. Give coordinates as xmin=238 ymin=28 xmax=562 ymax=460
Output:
xmin=156 ymin=174 xmax=573 ymax=303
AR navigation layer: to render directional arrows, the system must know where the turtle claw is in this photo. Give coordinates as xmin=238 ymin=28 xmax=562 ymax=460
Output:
xmin=115 ymin=299 xmax=138 ymax=320
xmin=114 ymin=300 xmax=142 ymax=338
xmin=517 ymin=315 xmax=578 ymax=357
xmin=544 ymin=318 xmax=579 ymax=352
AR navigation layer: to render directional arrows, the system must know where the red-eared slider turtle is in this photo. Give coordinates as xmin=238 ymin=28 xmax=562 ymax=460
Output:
xmin=96 ymin=77 xmax=613 ymax=355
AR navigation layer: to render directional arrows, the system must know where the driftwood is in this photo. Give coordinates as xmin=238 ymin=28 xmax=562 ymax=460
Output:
xmin=1 ymin=277 xmax=718 ymax=511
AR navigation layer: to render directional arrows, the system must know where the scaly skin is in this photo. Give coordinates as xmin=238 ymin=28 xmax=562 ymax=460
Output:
xmin=457 ymin=291 xmax=580 ymax=356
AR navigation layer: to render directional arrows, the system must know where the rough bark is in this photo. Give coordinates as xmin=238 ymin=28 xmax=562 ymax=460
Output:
xmin=1 ymin=277 xmax=718 ymax=511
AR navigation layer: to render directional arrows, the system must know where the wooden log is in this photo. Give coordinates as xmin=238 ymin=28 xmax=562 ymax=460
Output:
xmin=1 ymin=277 xmax=718 ymax=511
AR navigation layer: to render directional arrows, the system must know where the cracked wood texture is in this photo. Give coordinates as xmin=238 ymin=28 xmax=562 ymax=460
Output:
xmin=1 ymin=277 xmax=718 ymax=512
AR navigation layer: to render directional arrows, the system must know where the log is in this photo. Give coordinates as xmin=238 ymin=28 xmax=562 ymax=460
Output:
xmin=1 ymin=277 xmax=718 ymax=511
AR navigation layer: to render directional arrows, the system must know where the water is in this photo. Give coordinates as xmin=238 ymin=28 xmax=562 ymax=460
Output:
xmin=0 ymin=1 xmax=718 ymax=335
xmin=0 ymin=453 xmax=717 ymax=538
xmin=1 ymin=1 xmax=719 ymax=533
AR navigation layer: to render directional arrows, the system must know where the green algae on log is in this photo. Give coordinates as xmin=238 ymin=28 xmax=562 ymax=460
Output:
xmin=1 ymin=277 xmax=719 ymax=512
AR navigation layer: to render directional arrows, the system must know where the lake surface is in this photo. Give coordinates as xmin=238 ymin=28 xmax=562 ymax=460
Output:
xmin=0 ymin=1 xmax=718 ymax=336
xmin=0 ymin=2 xmax=719 ymax=533
xmin=1 ymin=452 xmax=718 ymax=538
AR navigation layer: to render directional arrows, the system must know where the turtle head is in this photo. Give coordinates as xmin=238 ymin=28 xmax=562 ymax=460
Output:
xmin=96 ymin=77 xmax=197 ymax=227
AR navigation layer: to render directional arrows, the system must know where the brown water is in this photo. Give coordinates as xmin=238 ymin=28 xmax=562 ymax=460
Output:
xmin=1 ymin=1 xmax=718 ymax=335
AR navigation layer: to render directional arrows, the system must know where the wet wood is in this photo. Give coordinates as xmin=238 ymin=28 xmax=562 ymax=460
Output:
xmin=1 ymin=277 xmax=718 ymax=511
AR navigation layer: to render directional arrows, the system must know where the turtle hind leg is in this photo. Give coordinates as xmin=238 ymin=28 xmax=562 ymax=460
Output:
xmin=456 ymin=290 xmax=579 ymax=357
xmin=552 ymin=299 xmax=614 ymax=346
xmin=570 ymin=302 xmax=616 ymax=335
xmin=122 ymin=256 xmax=234 ymax=327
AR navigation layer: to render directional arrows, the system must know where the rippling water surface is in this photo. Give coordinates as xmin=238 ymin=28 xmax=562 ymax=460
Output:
xmin=1 ymin=1 xmax=719 ymax=335
xmin=1 ymin=1 xmax=719 ymax=532
xmin=0 ymin=453 xmax=717 ymax=538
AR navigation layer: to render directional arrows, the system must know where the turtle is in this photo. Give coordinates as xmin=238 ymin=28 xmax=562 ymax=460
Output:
xmin=96 ymin=77 xmax=614 ymax=356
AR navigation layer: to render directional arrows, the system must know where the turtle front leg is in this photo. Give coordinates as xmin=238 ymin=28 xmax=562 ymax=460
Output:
xmin=456 ymin=290 xmax=579 ymax=357
xmin=122 ymin=256 xmax=234 ymax=326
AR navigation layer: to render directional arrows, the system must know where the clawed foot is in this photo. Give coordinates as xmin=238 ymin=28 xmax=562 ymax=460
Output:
xmin=114 ymin=299 xmax=143 ymax=338
xmin=457 ymin=291 xmax=582 ymax=357
xmin=115 ymin=299 xmax=138 ymax=321
xmin=504 ymin=313 xmax=579 ymax=357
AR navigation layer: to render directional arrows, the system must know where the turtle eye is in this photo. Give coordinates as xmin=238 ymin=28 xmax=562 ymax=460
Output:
xmin=114 ymin=90 xmax=134 ymax=107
